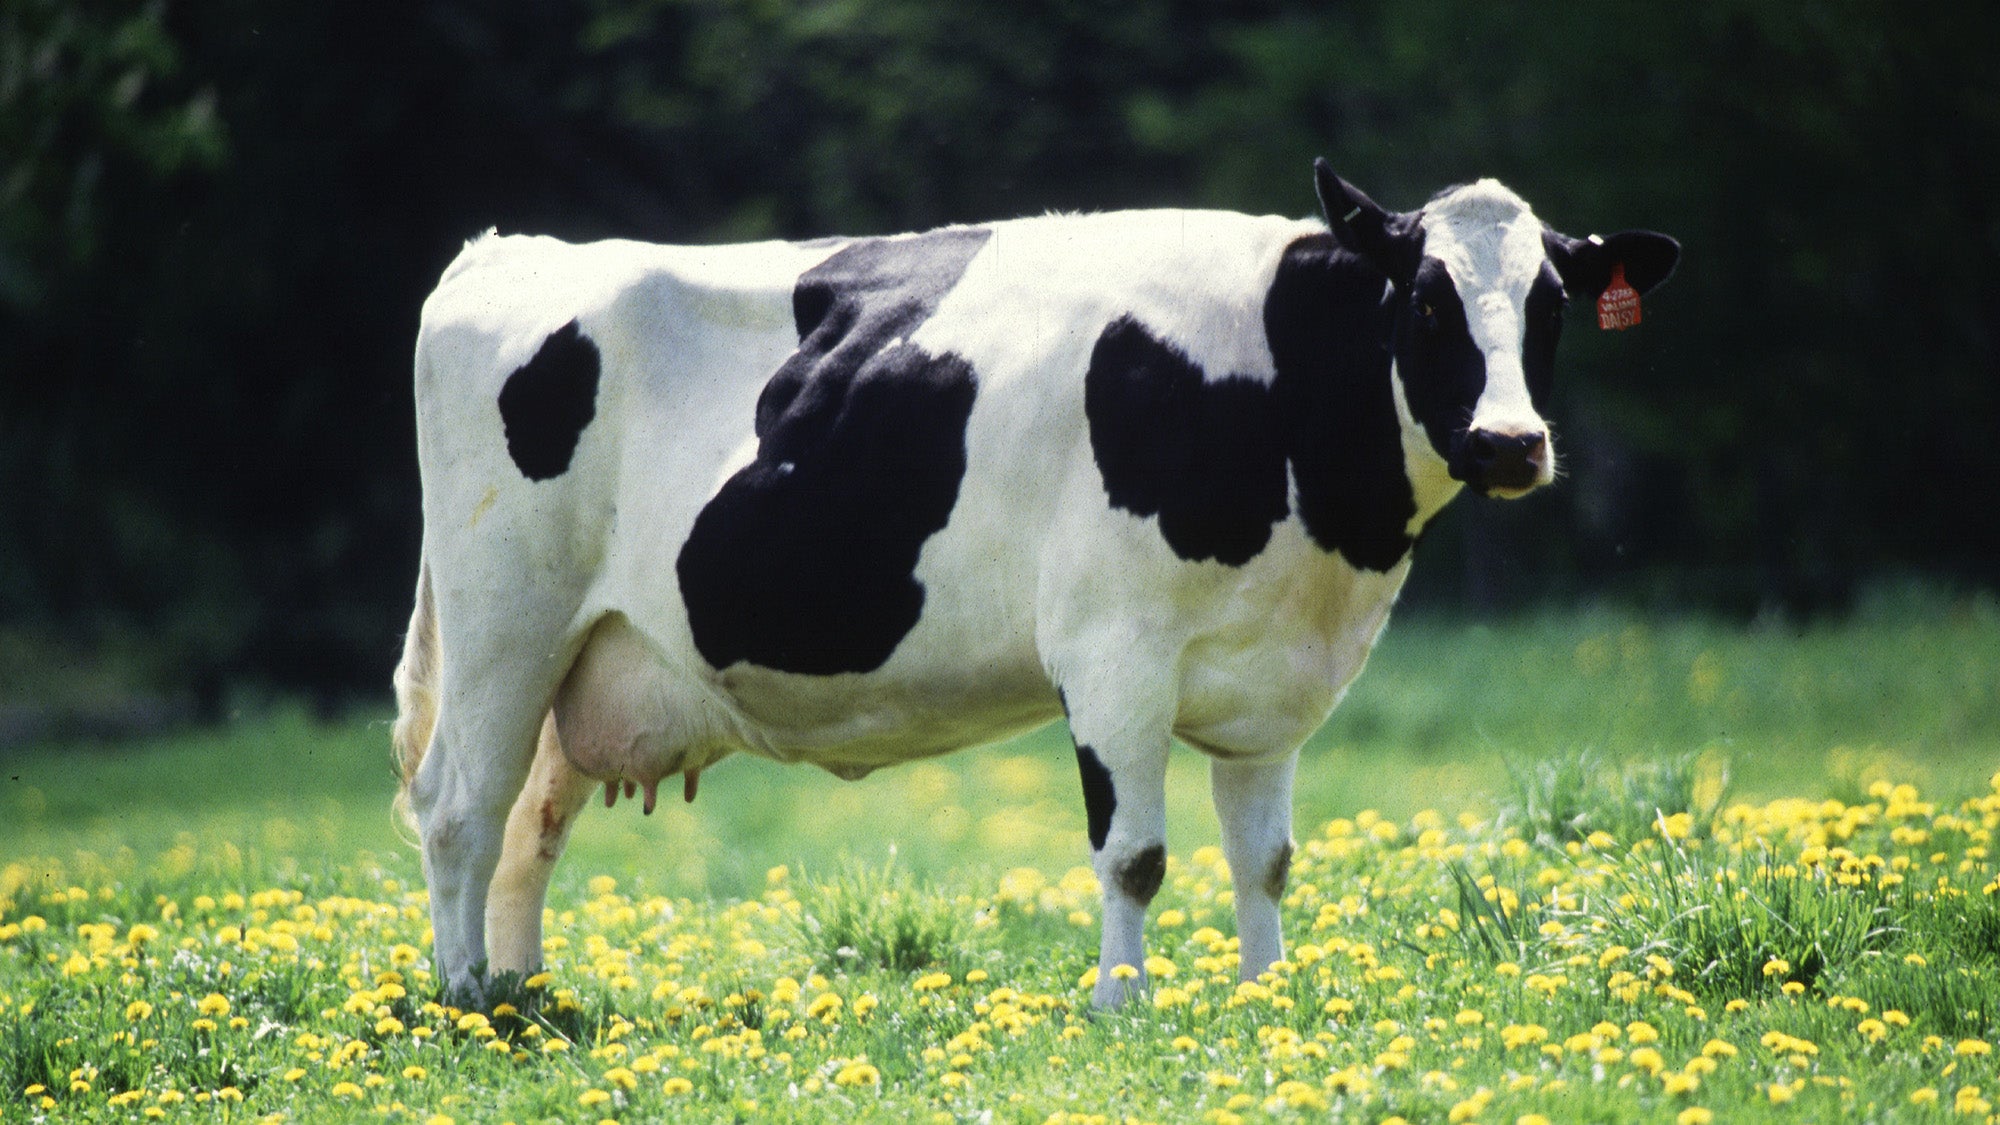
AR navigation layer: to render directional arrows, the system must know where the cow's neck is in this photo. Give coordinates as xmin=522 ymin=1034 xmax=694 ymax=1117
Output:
xmin=1265 ymin=233 xmax=1451 ymax=574
xmin=1389 ymin=356 xmax=1466 ymax=535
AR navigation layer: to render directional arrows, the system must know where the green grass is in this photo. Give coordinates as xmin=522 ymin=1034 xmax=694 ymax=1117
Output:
xmin=2 ymin=603 xmax=1997 ymax=1121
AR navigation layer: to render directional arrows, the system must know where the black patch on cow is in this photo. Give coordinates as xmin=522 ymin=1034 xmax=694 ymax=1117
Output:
xmin=498 ymin=319 xmax=600 ymax=481
xmin=1085 ymin=317 xmax=1290 ymax=566
xmin=1390 ymin=256 xmax=1485 ymax=472
xmin=1264 ymin=840 xmax=1294 ymax=902
xmin=1267 ymin=234 xmax=1423 ymax=571
xmin=676 ymin=228 xmax=991 ymax=675
xmin=1085 ymin=235 xmax=1428 ymax=573
xmin=1074 ymin=743 xmax=1116 ymax=852
xmin=1521 ymin=265 xmax=1565 ymax=412
xmin=1116 ymin=844 xmax=1167 ymax=905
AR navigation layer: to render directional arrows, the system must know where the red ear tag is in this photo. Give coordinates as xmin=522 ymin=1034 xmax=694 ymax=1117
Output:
xmin=1596 ymin=263 xmax=1641 ymax=331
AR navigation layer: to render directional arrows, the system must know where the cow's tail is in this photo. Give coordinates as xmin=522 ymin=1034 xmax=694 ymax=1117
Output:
xmin=391 ymin=559 xmax=440 ymax=839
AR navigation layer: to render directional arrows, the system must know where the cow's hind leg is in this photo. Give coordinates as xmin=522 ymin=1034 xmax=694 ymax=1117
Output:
xmin=407 ymin=664 xmax=561 ymax=1004
xmin=485 ymin=713 xmax=595 ymax=978
xmin=1211 ymin=751 xmax=1298 ymax=982
xmin=1062 ymin=688 xmax=1172 ymax=1009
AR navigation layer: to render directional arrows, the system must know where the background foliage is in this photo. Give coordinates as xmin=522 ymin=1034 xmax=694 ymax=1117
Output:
xmin=3 ymin=1 xmax=1996 ymax=712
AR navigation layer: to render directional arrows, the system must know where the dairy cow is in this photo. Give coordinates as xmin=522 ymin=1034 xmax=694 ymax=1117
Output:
xmin=393 ymin=160 xmax=1679 ymax=1006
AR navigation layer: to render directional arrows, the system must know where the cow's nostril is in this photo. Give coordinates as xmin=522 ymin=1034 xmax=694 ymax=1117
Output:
xmin=1468 ymin=431 xmax=1499 ymax=463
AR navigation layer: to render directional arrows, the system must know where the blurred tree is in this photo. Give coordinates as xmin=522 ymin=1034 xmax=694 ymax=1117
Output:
xmin=0 ymin=0 xmax=227 ymax=306
xmin=0 ymin=0 xmax=1993 ymax=712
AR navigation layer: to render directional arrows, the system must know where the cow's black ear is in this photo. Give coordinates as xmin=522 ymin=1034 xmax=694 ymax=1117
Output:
xmin=1600 ymin=230 xmax=1680 ymax=296
xmin=1544 ymin=228 xmax=1681 ymax=300
xmin=1314 ymin=158 xmax=1421 ymax=287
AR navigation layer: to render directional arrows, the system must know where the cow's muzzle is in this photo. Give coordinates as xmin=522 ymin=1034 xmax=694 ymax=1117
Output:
xmin=1458 ymin=428 xmax=1552 ymax=497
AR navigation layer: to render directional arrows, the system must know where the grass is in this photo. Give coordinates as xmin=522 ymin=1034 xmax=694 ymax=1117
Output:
xmin=1 ymin=601 xmax=1996 ymax=1121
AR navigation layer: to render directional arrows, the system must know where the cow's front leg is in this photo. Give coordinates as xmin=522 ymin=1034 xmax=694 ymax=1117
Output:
xmin=1211 ymin=750 xmax=1298 ymax=982
xmin=1066 ymin=721 xmax=1171 ymax=1008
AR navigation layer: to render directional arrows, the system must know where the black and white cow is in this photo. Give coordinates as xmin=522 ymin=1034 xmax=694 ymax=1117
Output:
xmin=393 ymin=160 xmax=1678 ymax=1007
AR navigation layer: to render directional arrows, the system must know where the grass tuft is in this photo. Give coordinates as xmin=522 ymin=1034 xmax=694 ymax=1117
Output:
xmin=1501 ymin=746 xmax=1731 ymax=844
xmin=792 ymin=856 xmax=973 ymax=974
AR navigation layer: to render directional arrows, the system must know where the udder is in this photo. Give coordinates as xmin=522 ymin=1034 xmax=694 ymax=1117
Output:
xmin=552 ymin=613 xmax=730 ymax=811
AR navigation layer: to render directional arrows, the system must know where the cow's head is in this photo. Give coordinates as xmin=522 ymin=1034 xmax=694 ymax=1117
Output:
xmin=1313 ymin=159 xmax=1679 ymax=498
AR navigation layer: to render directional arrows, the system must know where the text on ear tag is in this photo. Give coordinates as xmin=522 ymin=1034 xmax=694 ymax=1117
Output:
xmin=1597 ymin=263 xmax=1641 ymax=330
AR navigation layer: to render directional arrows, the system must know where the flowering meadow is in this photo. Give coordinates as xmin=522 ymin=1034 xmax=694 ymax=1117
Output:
xmin=6 ymin=606 xmax=1997 ymax=1122
xmin=6 ymin=768 xmax=2000 ymax=1123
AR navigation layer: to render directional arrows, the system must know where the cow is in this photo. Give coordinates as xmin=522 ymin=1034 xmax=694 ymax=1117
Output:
xmin=392 ymin=159 xmax=1678 ymax=1008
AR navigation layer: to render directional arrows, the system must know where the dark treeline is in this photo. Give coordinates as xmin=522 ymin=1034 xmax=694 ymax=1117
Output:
xmin=3 ymin=1 xmax=1996 ymax=711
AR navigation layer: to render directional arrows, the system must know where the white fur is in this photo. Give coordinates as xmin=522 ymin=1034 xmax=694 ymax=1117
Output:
xmin=1420 ymin=181 xmax=1557 ymax=449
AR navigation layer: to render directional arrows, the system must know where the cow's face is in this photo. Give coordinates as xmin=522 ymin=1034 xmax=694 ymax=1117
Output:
xmin=1313 ymin=160 xmax=1679 ymax=498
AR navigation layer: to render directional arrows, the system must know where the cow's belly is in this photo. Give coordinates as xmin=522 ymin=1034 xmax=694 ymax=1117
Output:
xmin=551 ymin=605 xmax=1060 ymax=789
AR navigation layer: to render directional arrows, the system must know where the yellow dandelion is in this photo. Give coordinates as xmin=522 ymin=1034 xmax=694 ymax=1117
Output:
xmin=1675 ymin=1109 xmax=1713 ymax=1125
xmin=663 ymin=1076 xmax=694 ymax=1096
xmin=833 ymin=1061 xmax=880 ymax=1087
xmin=1957 ymin=1039 xmax=1993 ymax=1057
xmin=1662 ymin=1073 xmax=1700 ymax=1096
xmin=196 ymin=993 xmax=231 ymax=1017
